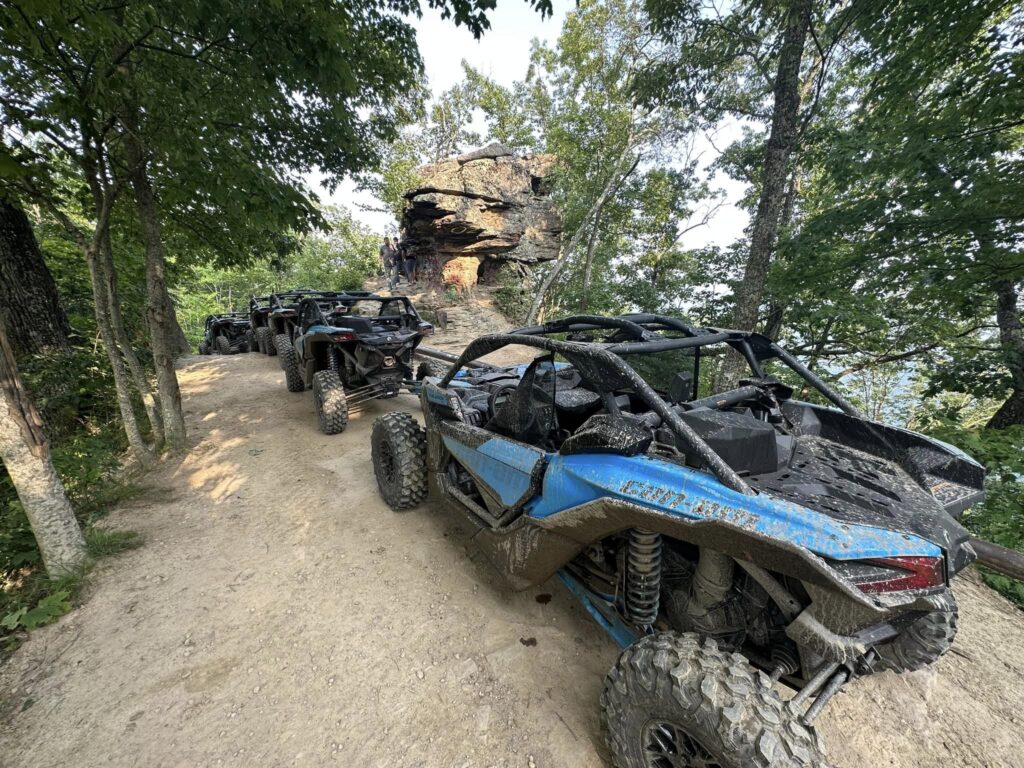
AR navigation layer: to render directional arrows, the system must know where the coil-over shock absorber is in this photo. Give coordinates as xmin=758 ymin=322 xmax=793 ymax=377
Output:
xmin=625 ymin=529 xmax=662 ymax=628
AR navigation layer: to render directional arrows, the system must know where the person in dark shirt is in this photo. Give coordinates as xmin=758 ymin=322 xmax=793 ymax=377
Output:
xmin=379 ymin=237 xmax=398 ymax=290
xmin=404 ymin=247 xmax=417 ymax=284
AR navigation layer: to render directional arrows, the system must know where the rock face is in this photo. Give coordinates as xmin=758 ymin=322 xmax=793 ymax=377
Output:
xmin=398 ymin=143 xmax=562 ymax=289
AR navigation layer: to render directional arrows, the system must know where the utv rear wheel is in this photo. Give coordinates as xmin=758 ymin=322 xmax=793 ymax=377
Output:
xmin=215 ymin=335 xmax=231 ymax=355
xmin=371 ymin=412 xmax=427 ymax=510
xmin=245 ymin=330 xmax=255 ymax=353
xmin=602 ymin=633 xmax=825 ymax=768
xmin=313 ymin=370 xmax=348 ymax=434
xmin=198 ymin=341 xmax=210 ymax=355
xmin=876 ymin=590 xmax=958 ymax=673
xmin=266 ymin=327 xmax=278 ymax=356
xmin=276 ymin=334 xmax=305 ymax=392
xmin=415 ymin=359 xmax=448 ymax=380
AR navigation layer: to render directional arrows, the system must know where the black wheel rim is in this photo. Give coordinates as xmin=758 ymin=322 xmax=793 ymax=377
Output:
xmin=378 ymin=438 xmax=397 ymax=485
xmin=642 ymin=719 xmax=723 ymax=768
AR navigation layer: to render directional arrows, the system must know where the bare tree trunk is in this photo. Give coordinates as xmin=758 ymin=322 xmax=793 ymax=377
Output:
xmin=98 ymin=228 xmax=165 ymax=448
xmin=74 ymin=134 xmax=159 ymax=466
xmin=84 ymin=240 xmax=158 ymax=466
xmin=526 ymin=150 xmax=640 ymax=324
xmin=0 ymin=315 xmax=86 ymax=577
xmin=166 ymin=306 xmax=190 ymax=358
xmin=0 ymin=199 xmax=72 ymax=356
xmin=579 ymin=217 xmax=602 ymax=313
xmin=123 ymin=131 xmax=187 ymax=451
xmin=717 ymin=0 xmax=812 ymax=388
xmin=987 ymin=279 xmax=1024 ymax=428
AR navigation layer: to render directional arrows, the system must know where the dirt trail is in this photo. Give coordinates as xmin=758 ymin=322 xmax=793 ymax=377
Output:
xmin=2 ymin=312 xmax=1024 ymax=768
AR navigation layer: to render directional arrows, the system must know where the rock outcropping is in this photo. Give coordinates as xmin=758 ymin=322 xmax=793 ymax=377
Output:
xmin=398 ymin=143 xmax=562 ymax=290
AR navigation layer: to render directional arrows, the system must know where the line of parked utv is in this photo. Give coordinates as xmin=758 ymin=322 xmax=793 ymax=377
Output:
xmin=199 ymin=288 xmax=440 ymax=434
xmin=199 ymin=297 xmax=987 ymax=768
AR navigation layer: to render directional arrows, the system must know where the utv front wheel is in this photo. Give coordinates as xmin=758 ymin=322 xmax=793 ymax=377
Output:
xmin=371 ymin=412 xmax=427 ymax=510
xmin=215 ymin=335 xmax=231 ymax=355
xmin=876 ymin=590 xmax=957 ymax=673
xmin=313 ymin=370 xmax=348 ymax=434
xmin=602 ymin=633 xmax=825 ymax=768
xmin=198 ymin=341 xmax=210 ymax=355
xmin=276 ymin=334 xmax=305 ymax=392
xmin=245 ymin=330 xmax=255 ymax=353
xmin=265 ymin=328 xmax=278 ymax=356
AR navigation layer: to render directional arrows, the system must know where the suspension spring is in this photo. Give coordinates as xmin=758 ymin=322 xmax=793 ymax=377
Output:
xmin=625 ymin=529 xmax=662 ymax=628
xmin=328 ymin=348 xmax=340 ymax=372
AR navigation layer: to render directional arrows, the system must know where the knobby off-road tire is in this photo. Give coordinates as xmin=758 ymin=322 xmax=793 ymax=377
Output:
xmin=265 ymin=327 xmax=278 ymax=356
xmin=371 ymin=412 xmax=427 ymax=510
xmin=415 ymin=359 xmax=448 ymax=380
xmin=876 ymin=590 xmax=958 ymax=673
xmin=602 ymin=633 xmax=826 ymax=768
xmin=245 ymin=330 xmax=255 ymax=353
xmin=215 ymin=335 xmax=231 ymax=355
xmin=198 ymin=341 xmax=210 ymax=355
xmin=276 ymin=334 xmax=305 ymax=393
xmin=313 ymin=370 xmax=348 ymax=434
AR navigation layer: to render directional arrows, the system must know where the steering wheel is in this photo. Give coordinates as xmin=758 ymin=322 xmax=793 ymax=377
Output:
xmin=487 ymin=384 xmax=520 ymax=423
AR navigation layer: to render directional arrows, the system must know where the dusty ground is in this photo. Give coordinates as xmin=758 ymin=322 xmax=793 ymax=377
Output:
xmin=2 ymin=309 xmax=1024 ymax=768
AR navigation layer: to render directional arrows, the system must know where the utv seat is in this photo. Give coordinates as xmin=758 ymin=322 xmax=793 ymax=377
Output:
xmin=560 ymin=413 xmax=652 ymax=457
xmin=334 ymin=316 xmax=374 ymax=335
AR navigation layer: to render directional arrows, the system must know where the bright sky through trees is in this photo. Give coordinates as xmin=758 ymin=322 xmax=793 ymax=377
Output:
xmin=311 ymin=0 xmax=748 ymax=248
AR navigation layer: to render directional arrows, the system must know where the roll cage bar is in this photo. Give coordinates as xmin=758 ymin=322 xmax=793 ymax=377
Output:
xmin=267 ymin=289 xmax=328 ymax=312
xmin=296 ymin=292 xmax=424 ymax=330
xmin=204 ymin=312 xmax=249 ymax=330
xmin=437 ymin=314 xmax=864 ymax=498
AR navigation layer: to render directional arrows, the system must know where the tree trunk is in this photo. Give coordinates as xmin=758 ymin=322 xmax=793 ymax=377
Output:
xmin=987 ymin=279 xmax=1024 ymax=429
xmin=72 ymin=133 xmax=159 ymax=467
xmin=0 ymin=199 xmax=72 ymax=357
xmin=84 ymin=240 xmax=158 ymax=466
xmin=0 ymin=315 xmax=86 ymax=577
xmin=579 ymin=217 xmax=602 ymax=313
xmin=124 ymin=131 xmax=187 ymax=451
xmin=526 ymin=150 xmax=640 ymax=324
xmin=717 ymin=0 xmax=812 ymax=388
xmin=98 ymin=228 xmax=164 ymax=448
xmin=166 ymin=306 xmax=191 ymax=358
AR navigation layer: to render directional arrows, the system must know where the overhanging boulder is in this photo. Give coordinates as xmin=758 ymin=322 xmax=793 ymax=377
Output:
xmin=399 ymin=143 xmax=562 ymax=289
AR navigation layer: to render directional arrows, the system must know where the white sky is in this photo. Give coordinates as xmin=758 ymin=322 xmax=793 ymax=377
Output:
xmin=309 ymin=0 xmax=750 ymax=249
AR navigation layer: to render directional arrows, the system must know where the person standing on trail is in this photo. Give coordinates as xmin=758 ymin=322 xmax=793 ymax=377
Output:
xmin=380 ymin=237 xmax=398 ymax=290
xmin=403 ymin=244 xmax=418 ymax=285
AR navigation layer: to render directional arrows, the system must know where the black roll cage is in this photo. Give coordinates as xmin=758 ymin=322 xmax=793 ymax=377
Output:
xmin=437 ymin=313 xmax=864 ymax=497
xmin=268 ymin=288 xmax=327 ymax=312
xmin=204 ymin=312 xmax=249 ymax=331
xmin=296 ymin=292 xmax=424 ymax=331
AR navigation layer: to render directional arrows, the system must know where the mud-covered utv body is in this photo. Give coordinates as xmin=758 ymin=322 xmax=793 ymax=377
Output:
xmin=248 ymin=295 xmax=272 ymax=353
xmin=372 ymin=313 xmax=984 ymax=766
xmin=199 ymin=312 xmax=251 ymax=355
xmin=278 ymin=291 xmax=433 ymax=433
xmin=267 ymin=289 xmax=319 ymax=339
xmin=252 ymin=289 xmax=321 ymax=356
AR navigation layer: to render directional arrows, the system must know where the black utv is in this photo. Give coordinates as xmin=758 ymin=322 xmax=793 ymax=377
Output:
xmin=198 ymin=312 xmax=252 ymax=355
xmin=249 ymin=295 xmax=274 ymax=355
xmin=262 ymin=288 xmax=321 ymax=357
xmin=279 ymin=291 xmax=433 ymax=433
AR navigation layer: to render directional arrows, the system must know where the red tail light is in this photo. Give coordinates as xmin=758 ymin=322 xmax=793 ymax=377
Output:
xmin=332 ymin=331 xmax=355 ymax=342
xmin=856 ymin=556 xmax=945 ymax=594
